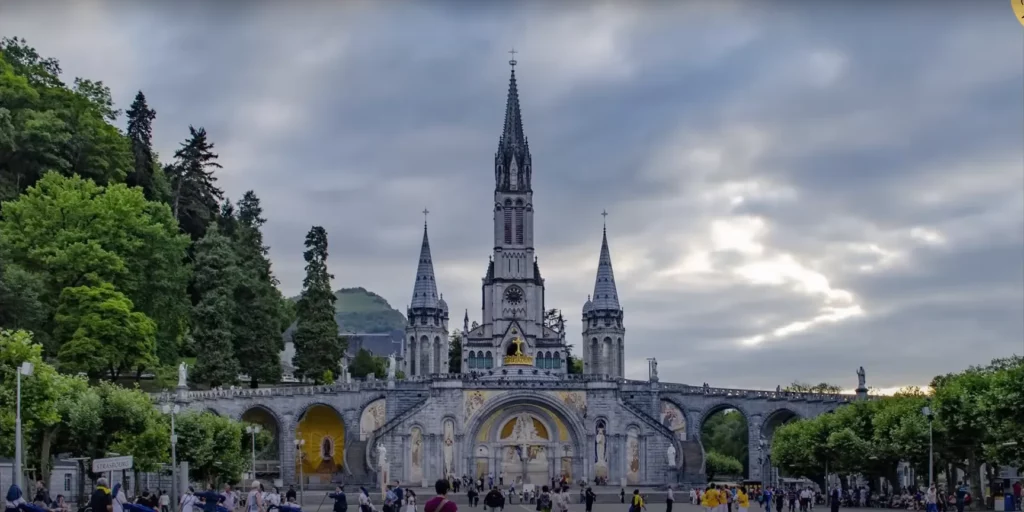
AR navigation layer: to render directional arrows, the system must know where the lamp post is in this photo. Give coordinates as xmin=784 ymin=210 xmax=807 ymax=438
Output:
xmin=15 ymin=361 xmax=34 ymax=492
xmin=162 ymin=404 xmax=180 ymax=509
xmin=294 ymin=439 xmax=306 ymax=506
xmin=246 ymin=426 xmax=262 ymax=481
xmin=922 ymin=405 xmax=934 ymax=487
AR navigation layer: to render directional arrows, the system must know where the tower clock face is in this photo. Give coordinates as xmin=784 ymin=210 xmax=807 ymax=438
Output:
xmin=504 ymin=285 xmax=524 ymax=305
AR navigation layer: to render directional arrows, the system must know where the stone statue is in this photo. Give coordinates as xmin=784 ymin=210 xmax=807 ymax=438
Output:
xmin=595 ymin=427 xmax=607 ymax=464
xmin=666 ymin=444 xmax=676 ymax=466
xmin=857 ymin=366 xmax=866 ymax=388
xmin=650 ymin=358 xmax=658 ymax=380
xmin=376 ymin=442 xmax=387 ymax=466
xmin=177 ymin=362 xmax=188 ymax=387
xmin=387 ymin=353 xmax=396 ymax=380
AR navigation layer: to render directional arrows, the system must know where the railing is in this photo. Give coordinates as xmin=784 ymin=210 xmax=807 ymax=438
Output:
xmin=619 ymin=399 xmax=677 ymax=440
xmin=149 ymin=374 xmax=856 ymax=403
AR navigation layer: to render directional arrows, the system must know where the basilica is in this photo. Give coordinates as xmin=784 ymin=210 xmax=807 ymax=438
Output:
xmin=159 ymin=63 xmax=862 ymax=490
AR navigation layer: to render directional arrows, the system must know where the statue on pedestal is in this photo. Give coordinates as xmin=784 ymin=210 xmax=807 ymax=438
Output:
xmin=177 ymin=362 xmax=188 ymax=387
xmin=666 ymin=444 xmax=676 ymax=467
xmin=376 ymin=442 xmax=387 ymax=466
xmin=387 ymin=353 xmax=397 ymax=380
xmin=857 ymin=366 xmax=866 ymax=389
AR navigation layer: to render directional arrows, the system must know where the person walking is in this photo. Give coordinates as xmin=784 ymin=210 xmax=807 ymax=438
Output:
xmin=828 ymin=486 xmax=839 ymax=512
xmin=159 ymin=490 xmax=170 ymax=512
xmin=358 ymin=488 xmax=372 ymax=512
xmin=631 ymin=490 xmax=645 ymax=512
xmin=583 ymin=488 xmax=595 ymax=512
xmin=737 ymin=488 xmax=749 ymax=512
xmin=403 ymin=490 xmax=417 ymax=512
xmin=955 ymin=482 xmax=968 ymax=512
xmin=180 ymin=487 xmax=200 ymax=512
xmin=666 ymin=486 xmax=674 ymax=512
xmin=246 ymin=482 xmax=263 ymax=512
xmin=329 ymin=486 xmax=349 ymax=512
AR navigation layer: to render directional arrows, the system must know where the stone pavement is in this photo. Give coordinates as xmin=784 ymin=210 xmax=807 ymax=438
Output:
xmin=293 ymin=499 xmax=884 ymax=512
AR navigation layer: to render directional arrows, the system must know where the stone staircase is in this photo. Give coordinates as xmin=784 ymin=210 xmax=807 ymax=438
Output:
xmin=618 ymin=399 xmax=706 ymax=486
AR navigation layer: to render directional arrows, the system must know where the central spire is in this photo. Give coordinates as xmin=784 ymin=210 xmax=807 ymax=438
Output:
xmin=495 ymin=51 xmax=532 ymax=193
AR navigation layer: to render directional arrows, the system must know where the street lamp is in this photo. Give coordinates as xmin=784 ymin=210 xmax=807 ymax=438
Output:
xmin=15 ymin=361 xmax=34 ymax=492
xmin=162 ymin=404 xmax=181 ymax=510
xmin=922 ymin=405 xmax=934 ymax=487
xmin=294 ymin=439 xmax=306 ymax=506
xmin=246 ymin=426 xmax=262 ymax=481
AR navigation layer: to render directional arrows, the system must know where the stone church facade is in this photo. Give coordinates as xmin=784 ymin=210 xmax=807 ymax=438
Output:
xmin=156 ymin=63 xmax=863 ymax=488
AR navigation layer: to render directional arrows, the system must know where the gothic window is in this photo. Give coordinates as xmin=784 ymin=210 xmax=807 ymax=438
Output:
xmin=504 ymin=208 xmax=512 ymax=244
xmin=555 ymin=351 xmax=562 ymax=369
xmin=515 ymin=208 xmax=524 ymax=244
xmin=485 ymin=351 xmax=493 ymax=368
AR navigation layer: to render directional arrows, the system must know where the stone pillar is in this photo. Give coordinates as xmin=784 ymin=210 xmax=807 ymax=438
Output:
xmin=747 ymin=414 xmax=764 ymax=482
xmin=281 ymin=419 xmax=296 ymax=485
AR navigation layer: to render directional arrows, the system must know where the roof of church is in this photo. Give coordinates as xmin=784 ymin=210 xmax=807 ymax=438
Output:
xmin=410 ymin=221 xmax=443 ymax=310
xmin=589 ymin=225 xmax=621 ymax=311
xmin=499 ymin=68 xmax=527 ymax=152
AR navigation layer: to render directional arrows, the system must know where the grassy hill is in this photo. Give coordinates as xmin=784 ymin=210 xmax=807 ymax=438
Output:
xmin=290 ymin=287 xmax=407 ymax=334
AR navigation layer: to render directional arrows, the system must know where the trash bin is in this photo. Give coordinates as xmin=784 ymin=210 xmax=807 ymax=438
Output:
xmin=1006 ymin=493 xmax=1015 ymax=512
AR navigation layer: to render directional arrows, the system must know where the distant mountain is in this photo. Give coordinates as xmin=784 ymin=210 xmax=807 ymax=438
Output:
xmin=289 ymin=287 xmax=407 ymax=334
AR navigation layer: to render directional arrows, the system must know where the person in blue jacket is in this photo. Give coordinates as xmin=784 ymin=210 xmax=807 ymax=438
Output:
xmin=329 ymin=486 xmax=348 ymax=512
xmin=194 ymin=486 xmax=223 ymax=512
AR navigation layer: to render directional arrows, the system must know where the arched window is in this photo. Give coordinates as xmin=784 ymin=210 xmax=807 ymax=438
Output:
xmin=503 ymin=208 xmax=512 ymax=244
xmin=515 ymin=208 xmax=524 ymax=244
xmin=554 ymin=351 xmax=562 ymax=369
xmin=485 ymin=351 xmax=493 ymax=369
xmin=468 ymin=351 xmax=476 ymax=369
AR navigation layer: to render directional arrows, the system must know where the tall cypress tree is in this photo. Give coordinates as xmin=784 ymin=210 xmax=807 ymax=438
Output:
xmin=189 ymin=224 xmax=240 ymax=388
xmin=292 ymin=226 xmax=343 ymax=383
xmin=169 ymin=126 xmax=223 ymax=240
xmin=232 ymin=191 xmax=283 ymax=387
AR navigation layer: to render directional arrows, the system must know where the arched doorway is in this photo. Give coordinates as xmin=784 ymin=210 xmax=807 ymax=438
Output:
xmin=241 ymin=406 xmax=282 ymax=479
xmin=464 ymin=396 xmax=585 ymax=486
xmin=700 ymin=404 xmax=750 ymax=479
xmin=295 ymin=404 xmax=346 ymax=485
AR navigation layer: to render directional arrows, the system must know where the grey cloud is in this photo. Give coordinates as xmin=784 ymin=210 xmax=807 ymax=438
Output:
xmin=2 ymin=0 xmax=1021 ymax=390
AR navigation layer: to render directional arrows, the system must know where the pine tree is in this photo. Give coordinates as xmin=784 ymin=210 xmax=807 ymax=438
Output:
xmin=292 ymin=226 xmax=343 ymax=383
xmin=232 ymin=191 xmax=283 ymax=388
xmin=125 ymin=91 xmax=160 ymax=200
xmin=169 ymin=126 xmax=223 ymax=240
xmin=190 ymin=224 xmax=240 ymax=387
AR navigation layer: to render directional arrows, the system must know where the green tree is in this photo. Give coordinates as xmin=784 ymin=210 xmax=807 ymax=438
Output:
xmin=0 ymin=39 xmax=132 ymax=203
xmin=124 ymin=90 xmax=169 ymax=202
xmin=168 ymin=126 xmax=223 ymax=240
xmin=190 ymin=225 xmax=241 ymax=388
xmin=348 ymin=348 xmax=384 ymax=379
xmin=0 ymin=173 xmax=191 ymax=362
xmin=292 ymin=226 xmax=343 ymax=383
xmin=0 ymin=329 xmax=65 ymax=470
xmin=980 ymin=357 xmax=1024 ymax=465
xmin=447 ymin=331 xmax=463 ymax=374
xmin=705 ymin=450 xmax=743 ymax=481
xmin=231 ymin=191 xmax=283 ymax=388
xmin=771 ymin=417 xmax=832 ymax=490
xmin=54 ymin=282 xmax=158 ymax=380
xmin=0 ymin=261 xmax=48 ymax=340
xmin=175 ymin=411 xmax=252 ymax=486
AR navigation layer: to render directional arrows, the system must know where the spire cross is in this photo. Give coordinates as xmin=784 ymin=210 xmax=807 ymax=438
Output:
xmin=508 ymin=48 xmax=518 ymax=68
xmin=422 ymin=208 xmax=430 ymax=225
xmin=601 ymin=209 xmax=608 ymax=226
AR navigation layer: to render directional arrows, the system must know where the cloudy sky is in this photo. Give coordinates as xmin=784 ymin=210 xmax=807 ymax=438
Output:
xmin=3 ymin=1 xmax=1022 ymax=392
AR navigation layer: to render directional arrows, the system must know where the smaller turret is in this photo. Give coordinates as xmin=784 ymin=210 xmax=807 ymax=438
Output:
xmin=582 ymin=219 xmax=625 ymax=377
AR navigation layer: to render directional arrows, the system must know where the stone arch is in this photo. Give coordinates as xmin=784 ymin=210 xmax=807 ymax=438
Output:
xmin=658 ymin=399 xmax=689 ymax=441
xmin=760 ymin=407 xmax=802 ymax=441
xmin=239 ymin=405 xmax=283 ymax=467
xmin=204 ymin=407 xmax=222 ymax=416
xmin=293 ymin=402 xmax=346 ymax=480
xmin=359 ymin=397 xmax=387 ymax=441
xmin=408 ymin=424 xmax=425 ymax=483
xmin=696 ymin=401 xmax=751 ymax=479
xmin=589 ymin=337 xmax=598 ymax=372
xmin=462 ymin=391 xmax=588 ymax=484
